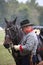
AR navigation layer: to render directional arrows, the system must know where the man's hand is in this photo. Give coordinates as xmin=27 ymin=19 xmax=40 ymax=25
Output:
xmin=13 ymin=45 xmax=20 ymax=51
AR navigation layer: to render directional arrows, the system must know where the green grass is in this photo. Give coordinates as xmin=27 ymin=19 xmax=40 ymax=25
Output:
xmin=0 ymin=30 xmax=5 ymax=42
xmin=0 ymin=45 xmax=16 ymax=65
xmin=0 ymin=30 xmax=16 ymax=65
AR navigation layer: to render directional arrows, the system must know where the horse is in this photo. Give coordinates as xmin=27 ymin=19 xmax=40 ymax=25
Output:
xmin=3 ymin=17 xmax=38 ymax=65
xmin=34 ymin=29 xmax=43 ymax=65
xmin=3 ymin=17 xmax=24 ymax=65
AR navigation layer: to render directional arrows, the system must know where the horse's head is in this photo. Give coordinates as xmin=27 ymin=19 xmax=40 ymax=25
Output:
xmin=3 ymin=17 xmax=19 ymax=48
xmin=3 ymin=17 xmax=24 ymax=49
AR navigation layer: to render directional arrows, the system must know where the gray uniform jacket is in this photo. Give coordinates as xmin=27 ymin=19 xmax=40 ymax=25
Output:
xmin=20 ymin=30 xmax=38 ymax=56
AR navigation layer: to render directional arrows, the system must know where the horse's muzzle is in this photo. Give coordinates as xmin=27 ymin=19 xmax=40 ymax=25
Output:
xmin=3 ymin=43 xmax=10 ymax=49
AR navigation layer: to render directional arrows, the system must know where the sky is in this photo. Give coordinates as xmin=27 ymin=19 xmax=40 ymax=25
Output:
xmin=17 ymin=0 xmax=43 ymax=6
xmin=5 ymin=0 xmax=43 ymax=6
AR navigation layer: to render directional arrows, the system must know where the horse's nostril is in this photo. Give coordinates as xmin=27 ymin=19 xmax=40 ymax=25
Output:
xmin=3 ymin=43 xmax=10 ymax=49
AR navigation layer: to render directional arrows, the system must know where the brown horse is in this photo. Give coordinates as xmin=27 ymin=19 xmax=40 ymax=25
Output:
xmin=3 ymin=17 xmax=24 ymax=65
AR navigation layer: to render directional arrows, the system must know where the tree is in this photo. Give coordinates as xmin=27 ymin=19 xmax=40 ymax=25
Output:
xmin=0 ymin=0 xmax=6 ymax=19
xmin=4 ymin=0 xmax=19 ymax=20
xmin=15 ymin=4 xmax=29 ymax=25
xmin=31 ymin=0 xmax=36 ymax=5
xmin=27 ymin=0 xmax=38 ymax=7
xmin=0 ymin=0 xmax=6 ymax=27
xmin=38 ymin=7 xmax=43 ymax=25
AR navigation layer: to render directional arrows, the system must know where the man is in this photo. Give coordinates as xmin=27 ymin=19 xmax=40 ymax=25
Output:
xmin=13 ymin=19 xmax=38 ymax=65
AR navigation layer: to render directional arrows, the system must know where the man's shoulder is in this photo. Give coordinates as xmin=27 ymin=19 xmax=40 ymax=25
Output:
xmin=26 ymin=30 xmax=38 ymax=40
xmin=27 ymin=30 xmax=36 ymax=36
xmin=26 ymin=31 xmax=35 ymax=39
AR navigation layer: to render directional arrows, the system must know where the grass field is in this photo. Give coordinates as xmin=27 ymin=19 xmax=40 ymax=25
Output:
xmin=0 ymin=30 xmax=5 ymax=44
xmin=0 ymin=45 xmax=16 ymax=65
xmin=0 ymin=30 xmax=16 ymax=65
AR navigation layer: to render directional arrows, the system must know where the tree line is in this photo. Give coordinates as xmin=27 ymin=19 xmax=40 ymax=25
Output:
xmin=0 ymin=0 xmax=43 ymax=27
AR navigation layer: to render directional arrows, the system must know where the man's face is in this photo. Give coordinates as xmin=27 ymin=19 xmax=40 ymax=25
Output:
xmin=22 ymin=26 xmax=29 ymax=33
xmin=22 ymin=26 xmax=32 ymax=34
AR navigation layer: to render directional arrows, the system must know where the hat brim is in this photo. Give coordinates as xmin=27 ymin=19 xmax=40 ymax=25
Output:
xmin=20 ymin=23 xmax=34 ymax=28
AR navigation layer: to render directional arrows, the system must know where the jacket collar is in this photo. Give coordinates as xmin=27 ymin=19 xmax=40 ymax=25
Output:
xmin=25 ymin=27 xmax=33 ymax=34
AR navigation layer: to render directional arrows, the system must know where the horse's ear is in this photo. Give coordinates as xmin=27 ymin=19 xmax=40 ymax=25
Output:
xmin=4 ymin=18 xmax=8 ymax=24
xmin=13 ymin=17 xmax=17 ymax=24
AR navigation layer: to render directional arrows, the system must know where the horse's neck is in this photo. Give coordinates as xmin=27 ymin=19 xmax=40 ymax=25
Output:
xmin=38 ymin=36 xmax=43 ymax=48
xmin=13 ymin=29 xmax=24 ymax=45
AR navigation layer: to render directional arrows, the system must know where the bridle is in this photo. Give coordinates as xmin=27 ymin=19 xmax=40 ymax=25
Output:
xmin=6 ymin=25 xmax=18 ymax=41
xmin=5 ymin=25 xmax=19 ymax=53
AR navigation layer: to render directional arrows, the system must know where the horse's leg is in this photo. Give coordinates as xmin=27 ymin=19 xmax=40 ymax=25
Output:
xmin=12 ymin=49 xmax=21 ymax=65
xmin=30 ymin=55 xmax=33 ymax=65
xmin=30 ymin=54 xmax=38 ymax=65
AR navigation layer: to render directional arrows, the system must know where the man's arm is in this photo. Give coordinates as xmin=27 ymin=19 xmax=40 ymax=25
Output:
xmin=13 ymin=35 xmax=35 ymax=52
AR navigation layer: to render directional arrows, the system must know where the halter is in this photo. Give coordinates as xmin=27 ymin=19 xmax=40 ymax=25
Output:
xmin=5 ymin=25 xmax=18 ymax=53
xmin=6 ymin=25 xmax=18 ymax=41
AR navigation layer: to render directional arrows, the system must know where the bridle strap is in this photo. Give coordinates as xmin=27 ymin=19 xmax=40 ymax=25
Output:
xmin=7 ymin=25 xmax=17 ymax=40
